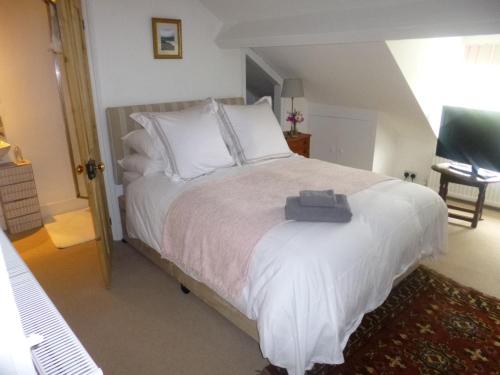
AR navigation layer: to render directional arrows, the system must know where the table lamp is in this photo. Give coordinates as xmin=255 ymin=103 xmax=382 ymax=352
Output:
xmin=281 ymin=78 xmax=304 ymax=135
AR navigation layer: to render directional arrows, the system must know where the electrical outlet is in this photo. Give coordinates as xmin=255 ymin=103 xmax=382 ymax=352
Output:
xmin=403 ymin=171 xmax=417 ymax=182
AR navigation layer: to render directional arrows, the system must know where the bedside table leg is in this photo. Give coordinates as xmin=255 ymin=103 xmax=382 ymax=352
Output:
xmin=472 ymin=186 xmax=486 ymax=228
xmin=438 ymin=175 xmax=448 ymax=201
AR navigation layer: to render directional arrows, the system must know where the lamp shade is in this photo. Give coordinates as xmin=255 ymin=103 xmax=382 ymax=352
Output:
xmin=281 ymin=78 xmax=304 ymax=98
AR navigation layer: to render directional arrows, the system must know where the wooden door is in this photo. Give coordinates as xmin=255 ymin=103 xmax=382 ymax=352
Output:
xmin=55 ymin=0 xmax=113 ymax=287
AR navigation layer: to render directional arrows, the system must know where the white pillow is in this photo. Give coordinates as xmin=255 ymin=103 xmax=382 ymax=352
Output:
xmin=219 ymin=98 xmax=291 ymax=164
xmin=122 ymin=129 xmax=162 ymax=160
xmin=130 ymin=100 xmax=240 ymax=166
xmin=129 ymin=113 xmax=175 ymax=175
xmin=118 ymin=154 xmax=166 ymax=176
xmin=255 ymin=96 xmax=272 ymax=106
xmin=133 ymin=101 xmax=235 ymax=180
xmin=122 ymin=171 xmax=142 ymax=189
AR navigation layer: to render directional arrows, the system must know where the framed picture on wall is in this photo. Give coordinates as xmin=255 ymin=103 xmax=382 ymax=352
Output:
xmin=152 ymin=18 xmax=182 ymax=59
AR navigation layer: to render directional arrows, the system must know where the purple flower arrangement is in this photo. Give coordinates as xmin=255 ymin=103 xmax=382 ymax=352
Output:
xmin=287 ymin=110 xmax=304 ymax=135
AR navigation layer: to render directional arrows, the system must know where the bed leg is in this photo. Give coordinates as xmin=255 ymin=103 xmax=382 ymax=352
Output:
xmin=180 ymin=284 xmax=191 ymax=294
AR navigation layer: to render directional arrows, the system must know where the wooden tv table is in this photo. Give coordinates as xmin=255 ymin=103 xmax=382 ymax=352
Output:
xmin=431 ymin=163 xmax=500 ymax=228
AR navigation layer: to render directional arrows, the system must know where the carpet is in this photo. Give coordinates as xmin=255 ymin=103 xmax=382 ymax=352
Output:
xmin=44 ymin=208 xmax=96 ymax=248
xmin=262 ymin=266 xmax=500 ymax=375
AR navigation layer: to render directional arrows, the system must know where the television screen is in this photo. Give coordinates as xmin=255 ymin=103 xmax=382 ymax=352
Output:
xmin=436 ymin=106 xmax=500 ymax=173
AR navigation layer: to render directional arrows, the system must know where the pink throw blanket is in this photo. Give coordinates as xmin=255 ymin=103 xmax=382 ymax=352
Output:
xmin=162 ymin=158 xmax=391 ymax=300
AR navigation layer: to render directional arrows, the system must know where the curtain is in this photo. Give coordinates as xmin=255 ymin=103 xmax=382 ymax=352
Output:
xmin=465 ymin=43 xmax=500 ymax=65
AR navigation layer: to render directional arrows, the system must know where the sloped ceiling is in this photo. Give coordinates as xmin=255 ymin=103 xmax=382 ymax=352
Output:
xmin=198 ymin=0 xmax=500 ymax=140
xmin=253 ymin=42 xmax=433 ymax=138
xmin=388 ymin=35 xmax=500 ymax=136
xmin=199 ymin=0 xmax=500 ymax=48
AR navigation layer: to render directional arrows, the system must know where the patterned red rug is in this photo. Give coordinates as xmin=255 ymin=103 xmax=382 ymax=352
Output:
xmin=261 ymin=266 xmax=500 ymax=375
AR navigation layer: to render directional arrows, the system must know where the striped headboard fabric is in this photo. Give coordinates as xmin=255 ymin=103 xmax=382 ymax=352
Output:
xmin=106 ymin=97 xmax=244 ymax=185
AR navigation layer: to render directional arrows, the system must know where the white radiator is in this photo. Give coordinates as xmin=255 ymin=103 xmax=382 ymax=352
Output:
xmin=427 ymin=156 xmax=500 ymax=208
xmin=2 ymin=232 xmax=103 ymax=375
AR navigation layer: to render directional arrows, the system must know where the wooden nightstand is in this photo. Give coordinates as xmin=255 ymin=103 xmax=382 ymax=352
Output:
xmin=0 ymin=161 xmax=42 ymax=234
xmin=284 ymin=132 xmax=311 ymax=158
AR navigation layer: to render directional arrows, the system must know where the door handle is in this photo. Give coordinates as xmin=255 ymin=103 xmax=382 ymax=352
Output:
xmin=86 ymin=159 xmax=97 ymax=180
xmin=76 ymin=160 xmax=105 ymax=180
xmin=76 ymin=164 xmax=84 ymax=174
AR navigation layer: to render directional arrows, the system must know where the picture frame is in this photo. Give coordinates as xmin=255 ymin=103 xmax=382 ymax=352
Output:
xmin=152 ymin=18 xmax=182 ymax=59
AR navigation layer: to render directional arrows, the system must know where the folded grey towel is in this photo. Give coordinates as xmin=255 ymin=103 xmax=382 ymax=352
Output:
xmin=285 ymin=194 xmax=352 ymax=223
xmin=299 ymin=189 xmax=336 ymax=207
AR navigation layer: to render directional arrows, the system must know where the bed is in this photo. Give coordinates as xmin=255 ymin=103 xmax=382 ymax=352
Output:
xmin=106 ymin=97 xmax=448 ymax=375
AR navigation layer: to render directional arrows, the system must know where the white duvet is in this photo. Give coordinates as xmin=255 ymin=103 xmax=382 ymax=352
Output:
xmin=125 ymin=159 xmax=448 ymax=375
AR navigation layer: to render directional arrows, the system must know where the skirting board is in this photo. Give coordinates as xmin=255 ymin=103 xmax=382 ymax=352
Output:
xmin=40 ymin=197 xmax=89 ymax=221
xmin=0 ymin=197 xmax=88 ymax=230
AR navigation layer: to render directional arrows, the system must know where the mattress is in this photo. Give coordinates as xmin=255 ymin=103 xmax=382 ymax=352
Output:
xmin=125 ymin=158 xmax=447 ymax=374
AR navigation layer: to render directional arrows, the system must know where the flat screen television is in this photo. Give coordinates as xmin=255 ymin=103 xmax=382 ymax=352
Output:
xmin=436 ymin=106 xmax=500 ymax=175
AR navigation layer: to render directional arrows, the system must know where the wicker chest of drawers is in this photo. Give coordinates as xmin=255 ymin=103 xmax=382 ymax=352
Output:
xmin=0 ymin=161 xmax=42 ymax=234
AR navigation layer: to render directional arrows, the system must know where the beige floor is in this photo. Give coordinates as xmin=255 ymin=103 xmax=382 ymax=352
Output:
xmin=422 ymin=201 xmax=500 ymax=298
xmin=11 ymin=202 xmax=500 ymax=375
xmin=12 ymin=231 xmax=268 ymax=375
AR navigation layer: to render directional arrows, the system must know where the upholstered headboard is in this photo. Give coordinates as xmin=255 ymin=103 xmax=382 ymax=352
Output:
xmin=106 ymin=97 xmax=245 ymax=185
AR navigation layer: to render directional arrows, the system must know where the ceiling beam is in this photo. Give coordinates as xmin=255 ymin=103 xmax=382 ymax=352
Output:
xmin=215 ymin=0 xmax=500 ymax=48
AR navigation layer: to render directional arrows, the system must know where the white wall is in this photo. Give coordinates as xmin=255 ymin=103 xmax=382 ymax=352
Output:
xmin=246 ymin=89 xmax=258 ymax=104
xmin=373 ymin=112 xmax=436 ymax=184
xmin=252 ymin=42 xmax=430 ymax=138
xmin=84 ymin=0 xmax=243 ymax=239
xmin=387 ymin=36 xmax=500 ymax=185
xmin=305 ymin=102 xmax=435 ymax=185
xmin=372 ymin=114 xmax=398 ymax=176
xmin=392 ymin=135 xmax=436 ymax=185
xmin=0 ymin=0 xmax=85 ymax=221
xmin=244 ymin=49 xmax=284 ymax=122
xmin=388 ymin=36 xmax=500 ymax=135
xmin=250 ymin=43 xmax=440 ymax=184
xmin=388 ymin=37 xmax=465 ymax=136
